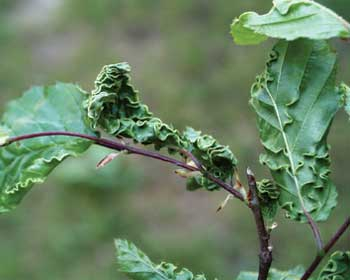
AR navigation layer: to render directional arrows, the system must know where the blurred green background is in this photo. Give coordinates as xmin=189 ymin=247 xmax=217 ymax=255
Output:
xmin=0 ymin=1 xmax=349 ymax=279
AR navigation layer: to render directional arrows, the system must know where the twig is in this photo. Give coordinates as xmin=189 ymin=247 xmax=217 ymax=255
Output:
xmin=246 ymin=168 xmax=272 ymax=280
xmin=301 ymin=216 xmax=350 ymax=280
xmin=1 ymin=131 xmax=244 ymax=202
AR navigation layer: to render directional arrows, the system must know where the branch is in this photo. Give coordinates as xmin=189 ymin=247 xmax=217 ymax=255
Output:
xmin=246 ymin=168 xmax=272 ymax=280
xmin=1 ymin=131 xmax=244 ymax=202
xmin=301 ymin=216 xmax=350 ymax=280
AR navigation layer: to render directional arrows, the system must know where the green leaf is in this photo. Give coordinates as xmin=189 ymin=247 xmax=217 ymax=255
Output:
xmin=86 ymin=63 xmax=238 ymax=191
xmin=339 ymin=83 xmax=350 ymax=118
xmin=230 ymin=0 xmax=350 ymax=45
xmin=237 ymin=266 xmax=305 ymax=280
xmin=251 ymin=39 xmax=340 ymax=222
xmin=318 ymin=251 xmax=350 ymax=280
xmin=0 ymin=83 xmax=97 ymax=212
xmin=257 ymin=179 xmax=280 ymax=221
xmin=115 ymin=239 xmax=208 ymax=280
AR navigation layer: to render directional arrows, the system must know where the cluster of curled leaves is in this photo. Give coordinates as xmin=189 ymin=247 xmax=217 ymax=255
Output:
xmin=0 ymin=0 xmax=349 ymax=279
xmin=86 ymin=62 xmax=237 ymax=191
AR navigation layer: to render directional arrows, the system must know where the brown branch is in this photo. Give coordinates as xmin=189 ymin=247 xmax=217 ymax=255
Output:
xmin=2 ymin=131 xmax=244 ymax=202
xmin=246 ymin=168 xmax=272 ymax=280
xmin=301 ymin=216 xmax=350 ymax=280
xmin=3 ymin=132 xmax=278 ymax=279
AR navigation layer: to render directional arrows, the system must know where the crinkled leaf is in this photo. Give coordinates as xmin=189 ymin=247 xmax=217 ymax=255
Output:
xmin=86 ymin=63 xmax=238 ymax=191
xmin=0 ymin=83 xmax=97 ymax=212
xmin=257 ymin=179 xmax=280 ymax=221
xmin=339 ymin=83 xmax=350 ymax=118
xmin=318 ymin=251 xmax=350 ymax=280
xmin=251 ymin=39 xmax=340 ymax=222
xmin=115 ymin=239 xmax=208 ymax=280
xmin=230 ymin=0 xmax=350 ymax=45
xmin=237 ymin=266 xmax=306 ymax=280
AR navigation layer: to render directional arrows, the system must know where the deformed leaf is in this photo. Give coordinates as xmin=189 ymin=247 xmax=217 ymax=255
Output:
xmin=257 ymin=179 xmax=280 ymax=221
xmin=86 ymin=63 xmax=238 ymax=191
xmin=230 ymin=0 xmax=350 ymax=45
xmin=0 ymin=83 xmax=98 ymax=212
xmin=339 ymin=83 xmax=350 ymax=118
xmin=318 ymin=251 xmax=350 ymax=280
xmin=251 ymin=39 xmax=340 ymax=222
xmin=115 ymin=239 xmax=208 ymax=280
xmin=237 ymin=266 xmax=305 ymax=280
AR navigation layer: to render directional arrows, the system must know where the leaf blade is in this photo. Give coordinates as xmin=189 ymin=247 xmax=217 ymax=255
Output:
xmin=0 ymin=83 xmax=97 ymax=212
xmin=318 ymin=251 xmax=350 ymax=280
xmin=251 ymin=39 xmax=340 ymax=222
xmin=115 ymin=239 xmax=207 ymax=280
xmin=230 ymin=0 xmax=350 ymax=45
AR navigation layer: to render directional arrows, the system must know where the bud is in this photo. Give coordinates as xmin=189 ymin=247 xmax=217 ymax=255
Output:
xmin=96 ymin=153 xmax=121 ymax=169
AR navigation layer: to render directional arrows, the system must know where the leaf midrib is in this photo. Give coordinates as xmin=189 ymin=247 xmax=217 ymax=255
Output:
xmin=265 ymin=86 xmax=306 ymax=211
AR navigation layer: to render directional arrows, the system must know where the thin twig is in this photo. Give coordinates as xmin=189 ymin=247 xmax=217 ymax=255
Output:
xmin=301 ymin=216 xmax=350 ymax=280
xmin=246 ymin=168 xmax=272 ymax=280
xmin=1 ymin=131 xmax=244 ymax=202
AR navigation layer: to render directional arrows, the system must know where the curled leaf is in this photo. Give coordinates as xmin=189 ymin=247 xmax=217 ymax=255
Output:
xmin=86 ymin=63 xmax=238 ymax=191
xmin=339 ymin=83 xmax=350 ymax=119
xmin=257 ymin=179 xmax=280 ymax=221
xmin=231 ymin=0 xmax=350 ymax=45
xmin=318 ymin=251 xmax=350 ymax=280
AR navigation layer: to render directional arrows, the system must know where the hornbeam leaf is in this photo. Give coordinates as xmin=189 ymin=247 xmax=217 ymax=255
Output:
xmin=86 ymin=63 xmax=238 ymax=191
xmin=339 ymin=83 xmax=350 ymax=118
xmin=257 ymin=179 xmax=280 ymax=221
xmin=0 ymin=83 xmax=98 ymax=212
xmin=251 ymin=39 xmax=340 ymax=222
xmin=230 ymin=0 xmax=350 ymax=45
xmin=115 ymin=239 xmax=208 ymax=280
xmin=237 ymin=266 xmax=306 ymax=280
xmin=318 ymin=251 xmax=350 ymax=280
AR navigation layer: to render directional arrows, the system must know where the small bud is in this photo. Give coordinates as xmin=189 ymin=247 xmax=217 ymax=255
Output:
xmin=0 ymin=131 xmax=9 ymax=146
xmin=186 ymin=160 xmax=197 ymax=168
xmin=233 ymin=171 xmax=248 ymax=199
xmin=246 ymin=167 xmax=254 ymax=176
xmin=270 ymin=222 xmax=278 ymax=230
xmin=174 ymin=169 xmax=201 ymax=179
xmin=96 ymin=153 xmax=120 ymax=169
xmin=267 ymin=222 xmax=278 ymax=234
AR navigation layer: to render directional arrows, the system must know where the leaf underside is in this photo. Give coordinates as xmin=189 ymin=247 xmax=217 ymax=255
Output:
xmin=318 ymin=251 xmax=350 ymax=280
xmin=251 ymin=39 xmax=340 ymax=222
xmin=0 ymin=83 xmax=97 ymax=213
xmin=237 ymin=266 xmax=305 ymax=280
xmin=86 ymin=63 xmax=238 ymax=191
xmin=230 ymin=0 xmax=350 ymax=45
xmin=115 ymin=239 xmax=207 ymax=280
